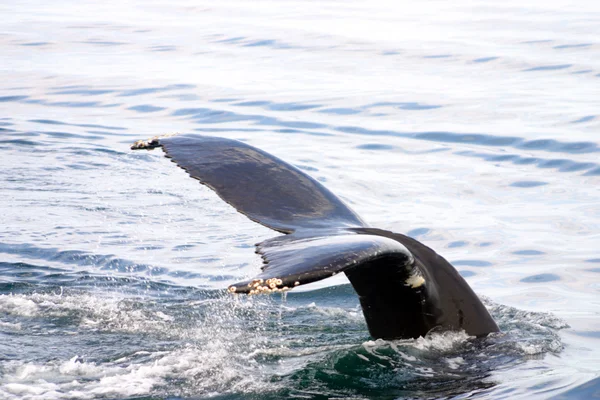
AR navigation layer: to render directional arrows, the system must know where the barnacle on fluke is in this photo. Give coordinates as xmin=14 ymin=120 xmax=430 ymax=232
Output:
xmin=131 ymin=133 xmax=180 ymax=150
xmin=239 ymin=277 xmax=289 ymax=295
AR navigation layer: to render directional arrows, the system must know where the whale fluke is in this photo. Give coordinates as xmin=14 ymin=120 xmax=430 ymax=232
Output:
xmin=132 ymin=134 xmax=499 ymax=339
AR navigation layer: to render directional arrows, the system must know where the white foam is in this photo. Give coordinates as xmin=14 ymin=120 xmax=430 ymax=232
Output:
xmin=3 ymin=382 xmax=57 ymax=397
xmin=516 ymin=339 xmax=562 ymax=356
xmin=154 ymin=311 xmax=174 ymax=321
xmin=445 ymin=356 xmax=465 ymax=369
xmin=58 ymin=357 xmax=106 ymax=376
xmin=0 ymin=292 xmax=291 ymax=399
xmin=411 ymin=331 xmax=472 ymax=352
xmin=0 ymin=321 xmax=22 ymax=330
xmin=0 ymin=293 xmax=175 ymax=336
xmin=0 ymin=295 xmax=39 ymax=317
xmin=0 ymin=345 xmax=283 ymax=400
xmin=363 ymin=330 xmax=471 ymax=353
xmin=299 ymin=303 xmax=362 ymax=320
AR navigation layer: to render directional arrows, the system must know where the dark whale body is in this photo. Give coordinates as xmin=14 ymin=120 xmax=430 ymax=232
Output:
xmin=132 ymin=134 xmax=499 ymax=340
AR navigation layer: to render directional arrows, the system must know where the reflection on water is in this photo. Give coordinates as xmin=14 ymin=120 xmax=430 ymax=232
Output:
xmin=1 ymin=0 xmax=599 ymax=398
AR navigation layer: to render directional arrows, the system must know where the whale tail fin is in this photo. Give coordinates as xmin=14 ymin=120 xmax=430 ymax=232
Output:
xmin=131 ymin=134 xmax=499 ymax=340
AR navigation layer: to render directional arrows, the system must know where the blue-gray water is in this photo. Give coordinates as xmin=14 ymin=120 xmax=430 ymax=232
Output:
xmin=1 ymin=1 xmax=599 ymax=399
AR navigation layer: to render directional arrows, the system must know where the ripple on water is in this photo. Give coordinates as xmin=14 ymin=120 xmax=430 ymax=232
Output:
xmin=473 ymin=56 xmax=499 ymax=63
xmin=406 ymin=228 xmax=430 ymax=237
xmin=0 ymin=243 xmax=223 ymax=282
xmin=512 ymin=250 xmax=546 ymax=256
xmin=356 ymin=143 xmax=396 ymax=150
xmin=571 ymin=115 xmax=595 ymax=123
xmin=0 ymin=95 xmax=29 ymax=102
xmin=49 ymin=89 xmax=116 ymax=96
xmin=318 ymin=107 xmax=361 ymax=115
xmin=520 ymin=273 xmax=562 ymax=283
xmin=510 ymin=181 xmax=548 ymax=188
xmin=28 ymin=119 xmax=126 ymax=131
xmin=553 ymin=43 xmax=592 ymax=49
xmin=457 ymin=150 xmax=599 ymax=175
xmin=117 ymin=84 xmax=196 ymax=97
xmin=452 ymin=260 xmax=494 ymax=267
xmin=523 ymin=64 xmax=572 ymax=72
xmin=127 ymin=104 xmax=167 ymax=113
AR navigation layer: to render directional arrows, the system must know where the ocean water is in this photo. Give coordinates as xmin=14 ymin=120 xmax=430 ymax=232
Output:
xmin=1 ymin=0 xmax=599 ymax=398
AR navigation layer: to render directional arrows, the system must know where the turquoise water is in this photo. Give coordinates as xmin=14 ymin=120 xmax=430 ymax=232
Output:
xmin=1 ymin=1 xmax=599 ymax=398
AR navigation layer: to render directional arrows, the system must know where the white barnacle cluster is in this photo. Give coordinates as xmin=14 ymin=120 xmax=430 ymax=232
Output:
xmin=131 ymin=133 xmax=180 ymax=150
xmin=235 ymin=278 xmax=291 ymax=295
xmin=131 ymin=138 xmax=157 ymax=150
xmin=405 ymin=274 xmax=426 ymax=289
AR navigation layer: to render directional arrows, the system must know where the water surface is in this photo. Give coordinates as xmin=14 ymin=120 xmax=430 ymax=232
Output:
xmin=1 ymin=1 xmax=599 ymax=398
